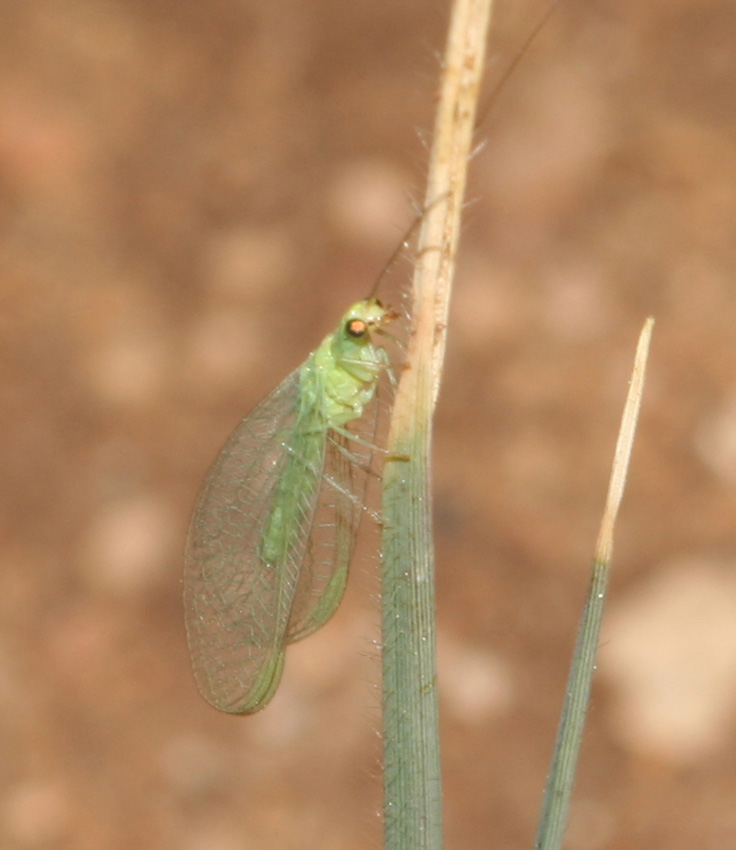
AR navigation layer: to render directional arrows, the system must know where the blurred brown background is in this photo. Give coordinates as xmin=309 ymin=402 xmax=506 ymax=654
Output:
xmin=3 ymin=0 xmax=736 ymax=848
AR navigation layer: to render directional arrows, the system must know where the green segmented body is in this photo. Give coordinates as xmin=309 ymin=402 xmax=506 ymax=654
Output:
xmin=184 ymin=298 xmax=390 ymax=713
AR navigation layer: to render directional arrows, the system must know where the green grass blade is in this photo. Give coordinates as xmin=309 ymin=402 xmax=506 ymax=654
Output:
xmin=380 ymin=0 xmax=494 ymax=847
xmin=381 ymin=400 xmax=442 ymax=849
xmin=535 ymin=318 xmax=654 ymax=850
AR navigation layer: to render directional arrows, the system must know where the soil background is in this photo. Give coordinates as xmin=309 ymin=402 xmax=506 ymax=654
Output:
xmin=3 ymin=1 xmax=736 ymax=849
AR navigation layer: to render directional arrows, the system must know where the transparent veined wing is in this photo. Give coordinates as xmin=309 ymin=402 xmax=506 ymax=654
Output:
xmin=185 ymin=369 xmax=312 ymax=713
xmin=184 ymin=365 xmax=379 ymax=714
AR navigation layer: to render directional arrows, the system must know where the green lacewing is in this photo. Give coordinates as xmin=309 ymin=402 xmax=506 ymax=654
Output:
xmin=185 ymin=298 xmax=395 ymax=713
